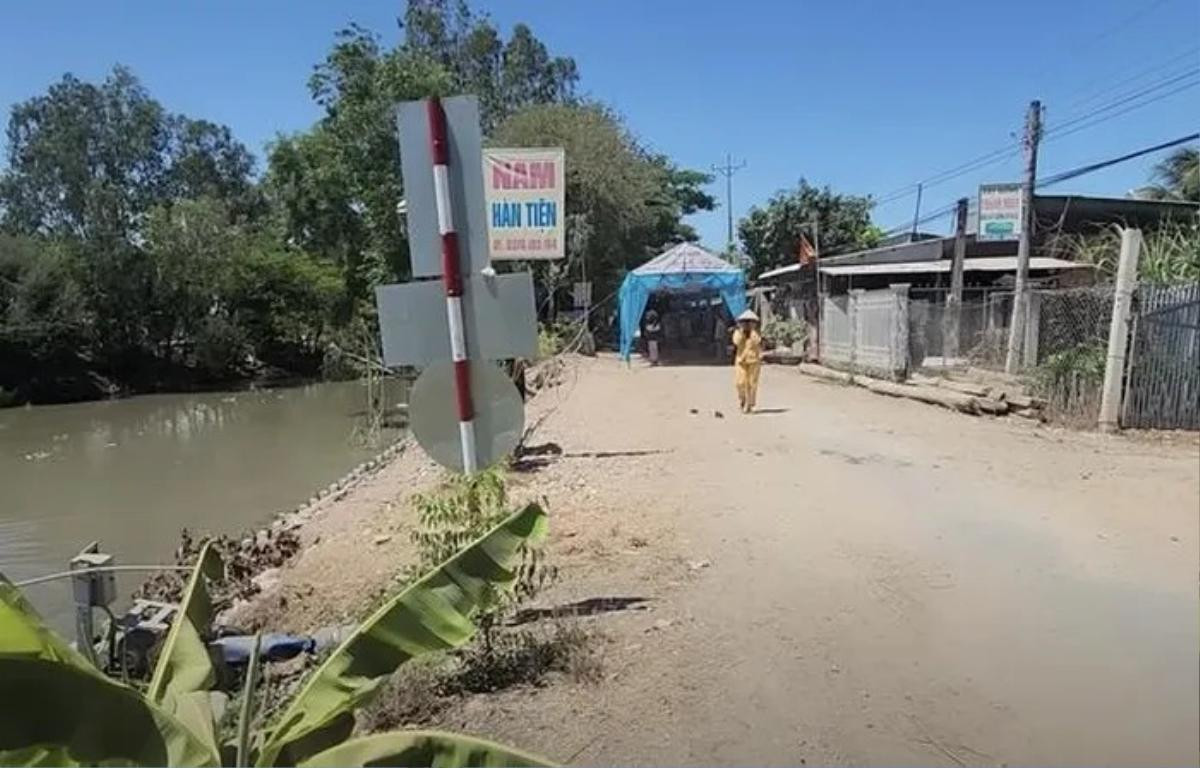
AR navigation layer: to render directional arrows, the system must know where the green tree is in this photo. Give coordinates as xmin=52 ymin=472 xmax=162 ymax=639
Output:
xmin=1135 ymin=147 xmax=1200 ymax=203
xmin=267 ymin=4 xmax=578 ymax=313
xmin=0 ymin=67 xmax=261 ymax=376
xmin=737 ymin=179 xmax=877 ymax=276
xmin=491 ymin=103 xmax=709 ymax=304
xmin=227 ymin=236 xmax=344 ymax=373
xmin=267 ymin=26 xmax=452 ymax=310
xmin=401 ymin=0 xmax=577 ymax=131
xmin=143 ymin=198 xmax=238 ymax=365
xmin=0 ymin=234 xmax=90 ymax=403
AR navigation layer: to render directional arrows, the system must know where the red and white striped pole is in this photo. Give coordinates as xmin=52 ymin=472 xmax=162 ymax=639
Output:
xmin=427 ymin=97 xmax=478 ymax=473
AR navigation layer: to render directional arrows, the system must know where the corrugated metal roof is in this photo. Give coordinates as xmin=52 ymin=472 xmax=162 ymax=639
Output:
xmin=817 ymin=256 xmax=1090 ymax=277
xmin=632 ymin=242 xmax=740 ymax=275
xmin=758 ymin=263 xmax=804 ymax=280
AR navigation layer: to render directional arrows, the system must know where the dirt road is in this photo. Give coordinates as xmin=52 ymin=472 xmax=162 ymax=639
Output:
xmin=252 ymin=355 xmax=1200 ymax=766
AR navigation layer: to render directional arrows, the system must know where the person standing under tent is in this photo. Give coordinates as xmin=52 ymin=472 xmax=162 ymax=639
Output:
xmin=731 ymin=309 xmax=763 ymax=413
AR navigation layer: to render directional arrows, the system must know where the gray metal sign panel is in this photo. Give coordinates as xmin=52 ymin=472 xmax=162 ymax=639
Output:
xmin=375 ymin=271 xmax=537 ymax=366
xmin=397 ymin=96 xmax=490 ymax=278
xmin=409 ymin=360 xmax=524 ymax=472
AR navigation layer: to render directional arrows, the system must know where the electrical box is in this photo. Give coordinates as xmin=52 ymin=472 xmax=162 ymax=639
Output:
xmin=70 ymin=551 xmax=117 ymax=608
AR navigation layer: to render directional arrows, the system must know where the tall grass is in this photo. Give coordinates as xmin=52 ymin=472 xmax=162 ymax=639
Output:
xmin=1049 ymin=221 xmax=1200 ymax=285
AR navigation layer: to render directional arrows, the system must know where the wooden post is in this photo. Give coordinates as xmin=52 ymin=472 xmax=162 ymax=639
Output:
xmin=1099 ymin=228 xmax=1141 ymax=432
xmin=943 ymin=197 xmax=969 ymax=361
xmin=1005 ymin=100 xmax=1042 ymax=373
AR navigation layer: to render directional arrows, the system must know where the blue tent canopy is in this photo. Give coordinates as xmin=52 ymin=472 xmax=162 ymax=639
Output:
xmin=618 ymin=243 xmax=747 ymax=359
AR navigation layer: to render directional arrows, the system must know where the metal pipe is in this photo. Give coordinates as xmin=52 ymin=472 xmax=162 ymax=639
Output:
xmin=14 ymin=564 xmax=192 ymax=588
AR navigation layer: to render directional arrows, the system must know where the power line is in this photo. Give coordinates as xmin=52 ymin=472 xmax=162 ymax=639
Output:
xmin=875 ymin=143 xmax=1021 ymax=206
xmin=883 ymin=132 xmax=1199 ymax=236
xmin=1037 ymin=132 xmax=1200 ymax=188
xmin=1044 ymin=77 xmax=1200 ymax=145
xmin=1044 ymin=68 xmax=1200 ymax=138
xmin=1061 ymin=45 xmax=1199 ymax=116
xmin=873 ymin=52 xmax=1199 ymax=211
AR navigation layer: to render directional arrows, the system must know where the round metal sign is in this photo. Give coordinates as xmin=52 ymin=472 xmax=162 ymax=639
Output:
xmin=408 ymin=360 xmax=524 ymax=472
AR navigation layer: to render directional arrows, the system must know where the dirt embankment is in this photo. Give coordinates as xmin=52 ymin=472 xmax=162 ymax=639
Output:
xmin=184 ymin=354 xmax=1198 ymax=766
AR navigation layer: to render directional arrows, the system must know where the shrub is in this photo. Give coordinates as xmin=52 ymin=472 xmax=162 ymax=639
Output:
xmin=761 ymin=317 xmax=808 ymax=350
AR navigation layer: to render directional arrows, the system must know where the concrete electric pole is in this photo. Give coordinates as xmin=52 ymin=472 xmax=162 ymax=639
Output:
xmin=1005 ymin=100 xmax=1043 ymax=373
xmin=712 ymin=153 xmax=747 ymax=254
xmin=943 ymin=197 xmax=970 ymax=360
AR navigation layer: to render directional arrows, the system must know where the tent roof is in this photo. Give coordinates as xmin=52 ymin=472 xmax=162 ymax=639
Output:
xmin=632 ymin=243 xmax=741 ymax=276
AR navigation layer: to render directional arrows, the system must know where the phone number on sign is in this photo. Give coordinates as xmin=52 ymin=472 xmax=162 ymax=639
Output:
xmin=493 ymin=237 xmax=558 ymax=252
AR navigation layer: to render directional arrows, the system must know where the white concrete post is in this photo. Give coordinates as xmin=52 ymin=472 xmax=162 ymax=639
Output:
xmin=1098 ymin=228 xmax=1142 ymax=433
xmin=849 ymin=289 xmax=864 ymax=378
xmin=1022 ymin=291 xmax=1041 ymax=368
xmin=891 ymin=283 xmax=911 ymax=380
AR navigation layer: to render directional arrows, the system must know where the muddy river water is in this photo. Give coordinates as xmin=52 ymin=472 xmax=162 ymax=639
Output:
xmin=1 ymin=379 xmax=405 ymax=632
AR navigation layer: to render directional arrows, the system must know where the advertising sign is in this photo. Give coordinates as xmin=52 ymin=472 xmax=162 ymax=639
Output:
xmin=978 ymin=183 xmax=1023 ymax=241
xmin=483 ymin=148 xmax=565 ymax=260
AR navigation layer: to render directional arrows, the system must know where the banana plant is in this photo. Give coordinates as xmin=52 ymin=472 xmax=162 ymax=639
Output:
xmin=0 ymin=503 xmax=553 ymax=767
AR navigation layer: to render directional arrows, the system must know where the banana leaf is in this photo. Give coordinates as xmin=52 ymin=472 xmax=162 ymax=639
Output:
xmin=258 ymin=503 xmax=548 ymax=767
xmin=297 ymin=730 xmax=554 ymax=767
xmin=0 ymin=577 xmax=219 ymax=767
xmin=0 ymin=578 xmax=99 ymax=670
xmin=147 ymin=542 xmax=224 ymax=757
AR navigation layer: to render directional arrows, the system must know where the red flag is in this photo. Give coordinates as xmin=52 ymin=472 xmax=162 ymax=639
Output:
xmin=797 ymin=234 xmax=816 ymax=265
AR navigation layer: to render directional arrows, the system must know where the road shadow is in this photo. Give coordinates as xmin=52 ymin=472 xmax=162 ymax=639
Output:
xmin=510 ymin=596 xmax=651 ymax=625
xmin=562 ymin=449 xmax=668 ymax=459
xmin=511 ymin=442 xmax=564 ymax=474
xmin=512 ymin=445 xmax=668 ymax=473
xmin=751 ymin=407 xmax=790 ymax=415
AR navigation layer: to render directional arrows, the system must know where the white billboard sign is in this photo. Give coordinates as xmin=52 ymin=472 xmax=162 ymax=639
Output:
xmin=978 ymin=183 xmax=1023 ymax=241
xmin=483 ymin=147 xmax=565 ymax=260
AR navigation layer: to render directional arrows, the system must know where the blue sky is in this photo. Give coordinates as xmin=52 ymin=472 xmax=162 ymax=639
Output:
xmin=2 ymin=0 xmax=1197 ymax=250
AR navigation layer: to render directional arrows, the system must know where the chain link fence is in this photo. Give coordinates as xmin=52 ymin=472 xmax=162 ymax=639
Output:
xmin=908 ymin=290 xmax=1014 ymax=372
xmin=907 ymin=285 xmax=1117 ymax=425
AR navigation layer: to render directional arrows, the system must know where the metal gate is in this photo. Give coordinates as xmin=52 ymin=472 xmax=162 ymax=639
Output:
xmin=1123 ymin=284 xmax=1200 ymax=430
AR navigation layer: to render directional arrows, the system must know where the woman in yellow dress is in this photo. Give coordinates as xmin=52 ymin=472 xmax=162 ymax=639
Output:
xmin=731 ymin=309 xmax=763 ymax=413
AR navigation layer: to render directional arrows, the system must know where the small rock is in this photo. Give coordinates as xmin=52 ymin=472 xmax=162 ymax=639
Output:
xmin=830 ymin=664 xmax=841 ymax=674
xmin=373 ymin=534 xmax=392 ymax=545
xmin=689 ymin=408 xmax=698 ymax=415
xmin=1170 ymin=535 xmax=1180 ymax=542
xmin=688 ymin=559 xmax=711 ymax=571
xmin=714 ymin=410 xmax=725 ymax=419
xmin=647 ymin=618 xmax=673 ymax=632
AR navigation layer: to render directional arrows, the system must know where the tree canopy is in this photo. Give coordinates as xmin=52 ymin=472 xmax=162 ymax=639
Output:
xmin=0 ymin=0 xmax=713 ymax=405
xmin=737 ymin=179 xmax=879 ymax=276
xmin=1134 ymin=147 xmax=1200 ymax=203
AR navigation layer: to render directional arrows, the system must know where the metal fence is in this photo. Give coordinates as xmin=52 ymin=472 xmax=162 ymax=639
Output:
xmin=1124 ymin=283 xmax=1200 ymax=430
xmin=819 ymin=287 xmax=909 ymax=379
xmin=908 ymin=292 xmax=1013 ymax=372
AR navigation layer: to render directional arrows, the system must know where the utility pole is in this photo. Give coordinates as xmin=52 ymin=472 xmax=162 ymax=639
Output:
xmin=943 ymin=197 xmax=970 ymax=361
xmin=910 ymin=182 xmax=924 ymax=240
xmin=1005 ymin=100 xmax=1043 ymax=373
xmin=712 ymin=153 xmax=746 ymax=254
